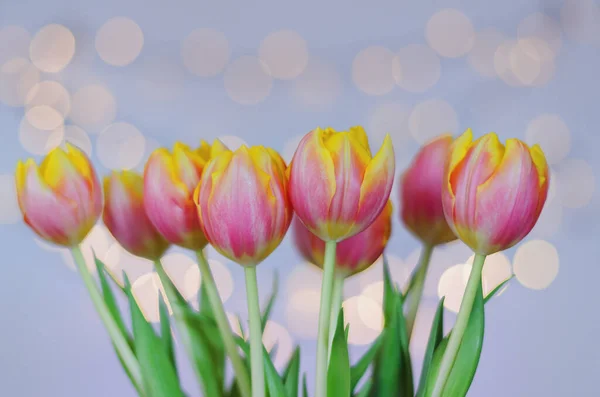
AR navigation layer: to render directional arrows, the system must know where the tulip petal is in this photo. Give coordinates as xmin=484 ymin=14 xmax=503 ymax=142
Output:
xmin=347 ymin=126 xmax=372 ymax=155
xmin=324 ymin=132 xmax=372 ymax=238
xmin=289 ymin=129 xmax=336 ymax=234
xmin=355 ymin=134 xmax=395 ymax=234
xmin=173 ymin=142 xmax=204 ymax=191
xmin=450 ymin=132 xmax=505 ymax=230
xmin=474 ymin=140 xmax=543 ymax=253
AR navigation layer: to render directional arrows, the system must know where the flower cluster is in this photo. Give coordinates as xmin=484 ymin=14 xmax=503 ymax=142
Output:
xmin=15 ymin=127 xmax=549 ymax=397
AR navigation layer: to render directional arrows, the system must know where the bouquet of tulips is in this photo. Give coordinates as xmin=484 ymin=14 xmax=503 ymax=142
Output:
xmin=15 ymin=125 xmax=548 ymax=397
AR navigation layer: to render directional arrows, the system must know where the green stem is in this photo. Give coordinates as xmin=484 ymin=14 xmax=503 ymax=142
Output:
xmin=328 ymin=271 xmax=345 ymax=357
xmin=71 ymin=247 xmax=143 ymax=392
xmin=315 ymin=241 xmax=337 ymax=397
xmin=196 ymin=252 xmax=252 ymax=397
xmin=405 ymin=244 xmax=434 ymax=341
xmin=245 ymin=266 xmax=265 ymax=397
xmin=431 ymin=253 xmax=486 ymax=397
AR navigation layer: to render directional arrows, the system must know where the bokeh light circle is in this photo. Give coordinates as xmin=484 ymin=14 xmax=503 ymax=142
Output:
xmin=352 ymin=46 xmax=395 ymax=96
xmin=29 ymin=24 xmax=75 ymax=73
xmin=259 ymin=30 xmax=308 ymax=80
xmin=426 ymin=9 xmax=475 ymax=58
xmin=513 ymin=240 xmax=559 ymax=290
xmin=95 ymin=17 xmax=144 ymax=66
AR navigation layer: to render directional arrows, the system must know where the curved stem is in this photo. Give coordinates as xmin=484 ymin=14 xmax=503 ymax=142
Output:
xmin=245 ymin=266 xmax=265 ymax=397
xmin=405 ymin=244 xmax=434 ymax=341
xmin=71 ymin=247 xmax=143 ymax=393
xmin=315 ymin=241 xmax=337 ymax=397
xmin=196 ymin=252 xmax=252 ymax=397
xmin=328 ymin=271 xmax=345 ymax=358
xmin=431 ymin=253 xmax=486 ymax=397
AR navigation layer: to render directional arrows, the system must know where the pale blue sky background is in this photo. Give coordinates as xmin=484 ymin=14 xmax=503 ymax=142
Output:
xmin=1 ymin=0 xmax=599 ymax=396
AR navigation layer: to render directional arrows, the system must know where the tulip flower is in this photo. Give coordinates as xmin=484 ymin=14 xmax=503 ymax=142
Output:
xmin=288 ymin=126 xmax=395 ymax=242
xmin=195 ymin=145 xmax=291 ymax=266
xmin=431 ymin=129 xmax=549 ymax=396
xmin=15 ymin=144 xmax=102 ymax=247
xmin=144 ymin=140 xmax=229 ymax=250
xmin=288 ymin=126 xmax=394 ymax=397
xmin=400 ymin=134 xmax=457 ymax=247
xmin=103 ymin=170 xmax=170 ymax=260
xmin=293 ymin=201 xmax=392 ymax=277
xmin=195 ymin=145 xmax=292 ymax=397
xmin=400 ymin=134 xmax=458 ymax=340
xmin=16 ymin=145 xmax=142 ymax=389
xmin=442 ymin=129 xmax=549 ymax=255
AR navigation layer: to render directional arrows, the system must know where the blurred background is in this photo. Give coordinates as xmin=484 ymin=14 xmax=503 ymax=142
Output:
xmin=0 ymin=0 xmax=598 ymax=395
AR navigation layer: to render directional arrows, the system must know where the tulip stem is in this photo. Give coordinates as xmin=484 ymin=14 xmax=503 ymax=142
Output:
xmin=405 ymin=244 xmax=434 ymax=341
xmin=70 ymin=247 xmax=143 ymax=393
xmin=328 ymin=271 xmax=345 ymax=358
xmin=195 ymin=252 xmax=252 ymax=397
xmin=315 ymin=241 xmax=337 ymax=397
xmin=244 ymin=266 xmax=265 ymax=397
xmin=431 ymin=253 xmax=486 ymax=397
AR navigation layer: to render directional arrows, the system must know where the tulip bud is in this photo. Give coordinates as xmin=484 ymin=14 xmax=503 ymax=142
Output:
xmin=103 ymin=171 xmax=170 ymax=260
xmin=195 ymin=145 xmax=292 ymax=266
xmin=400 ymin=134 xmax=457 ymax=246
xmin=442 ymin=129 xmax=549 ymax=255
xmin=288 ymin=126 xmax=395 ymax=242
xmin=144 ymin=140 xmax=229 ymax=250
xmin=293 ymin=201 xmax=392 ymax=276
xmin=15 ymin=144 xmax=103 ymax=246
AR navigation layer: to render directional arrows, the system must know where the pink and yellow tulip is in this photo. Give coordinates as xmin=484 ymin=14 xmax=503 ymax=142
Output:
xmin=288 ymin=126 xmax=395 ymax=242
xmin=442 ymin=129 xmax=549 ymax=255
xmin=143 ymin=140 xmax=229 ymax=251
xmin=400 ymin=134 xmax=457 ymax=246
xmin=293 ymin=201 xmax=393 ymax=276
xmin=103 ymin=170 xmax=170 ymax=260
xmin=15 ymin=144 xmax=102 ymax=247
xmin=195 ymin=145 xmax=292 ymax=266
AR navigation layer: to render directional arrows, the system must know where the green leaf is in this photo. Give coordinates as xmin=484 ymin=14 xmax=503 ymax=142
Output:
xmin=415 ymin=298 xmax=445 ymax=397
xmin=355 ymin=379 xmax=372 ymax=397
xmin=94 ymin=255 xmax=130 ymax=345
xmin=350 ymin=334 xmax=382 ymax=391
xmin=283 ymin=347 xmax=301 ymax=397
xmin=261 ymin=272 xmax=279 ymax=332
xmin=370 ymin=258 xmax=413 ymax=397
xmin=424 ymin=282 xmax=485 ymax=397
xmin=124 ymin=275 xmax=184 ymax=397
xmin=154 ymin=266 xmax=223 ymax=397
xmin=382 ymin=255 xmax=396 ymax=321
xmin=327 ymin=308 xmax=351 ymax=397
xmin=235 ymin=336 xmax=287 ymax=397
xmin=302 ymin=374 xmax=308 ymax=397
xmin=94 ymin=256 xmax=144 ymax=394
xmin=159 ymin=293 xmax=176 ymax=371
xmin=484 ymin=275 xmax=513 ymax=304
